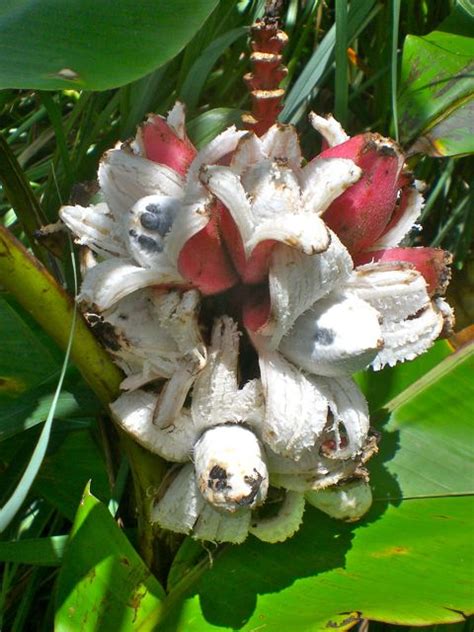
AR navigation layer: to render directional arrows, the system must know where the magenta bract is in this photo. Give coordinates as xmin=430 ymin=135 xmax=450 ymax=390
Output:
xmin=320 ymin=134 xmax=404 ymax=255
xmin=142 ymin=115 xmax=196 ymax=176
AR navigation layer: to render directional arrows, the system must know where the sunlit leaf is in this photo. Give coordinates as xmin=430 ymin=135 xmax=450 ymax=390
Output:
xmin=159 ymin=499 xmax=473 ymax=631
xmin=55 ymin=485 xmax=165 ymax=631
xmin=356 ymin=339 xmax=453 ymax=413
xmin=398 ymin=4 xmax=474 ymax=156
xmin=372 ymin=342 xmax=474 ymax=500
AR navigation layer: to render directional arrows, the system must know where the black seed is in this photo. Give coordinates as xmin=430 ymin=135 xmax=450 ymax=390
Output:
xmin=237 ymin=469 xmax=264 ymax=506
xmin=140 ymin=211 xmax=162 ymax=231
xmin=145 ymin=203 xmax=161 ymax=214
xmin=138 ymin=203 xmax=176 ymax=235
xmin=208 ymin=465 xmax=231 ymax=492
xmin=137 ymin=234 xmax=163 ymax=253
xmin=314 ymin=327 xmax=335 ymax=345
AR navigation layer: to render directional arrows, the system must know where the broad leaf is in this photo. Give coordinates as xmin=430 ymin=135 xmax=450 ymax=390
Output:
xmin=55 ymin=485 xmax=165 ymax=631
xmin=372 ymin=342 xmax=474 ymax=500
xmin=398 ymin=4 xmax=474 ymax=156
xmin=158 ymin=499 xmax=472 ymax=631
xmin=156 ymin=344 xmax=474 ymax=630
xmin=0 ymin=0 xmax=218 ymax=90
xmin=356 ymin=339 xmax=452 ymax=413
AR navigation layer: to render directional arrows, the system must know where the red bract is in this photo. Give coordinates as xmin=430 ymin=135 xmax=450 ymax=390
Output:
xmin=320 ymin=133 xmax=404 ymax=255
xmin=311 ymin=127 xmax=450 ymax=301
xmin=177 ymin=204 xmax=239 ymax=295
xmin=218 ymin=204 xmax=278 ymax=285
xmin=137 ymin=104 xmax=451 ymax=332
xmin=141 ymin=113 xmax=197 ymax=176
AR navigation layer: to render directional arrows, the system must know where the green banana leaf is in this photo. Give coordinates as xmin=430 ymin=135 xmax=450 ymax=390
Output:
xmin=54 ymin=484 xmax=165 ymax=631
xmin=0 ymin=0 xmax=218 ymax=90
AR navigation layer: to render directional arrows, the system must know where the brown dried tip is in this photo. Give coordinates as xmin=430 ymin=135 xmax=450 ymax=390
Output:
xmin=243 ymin=13 xmax=288 ymax=136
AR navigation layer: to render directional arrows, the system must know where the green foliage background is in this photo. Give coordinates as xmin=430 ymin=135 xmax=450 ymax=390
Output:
xmin=0 ymin=1 xmax=472 ymax=630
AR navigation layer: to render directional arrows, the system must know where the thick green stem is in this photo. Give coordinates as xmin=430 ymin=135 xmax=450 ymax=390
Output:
xmin=120 ymin=440 xmax=170 ymax=580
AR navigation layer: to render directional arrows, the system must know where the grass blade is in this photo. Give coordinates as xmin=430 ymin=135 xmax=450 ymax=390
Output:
xmin=335 ymin=0 xmax=349 ymax=125
xmin=391 ymin=0 xmax=401 ymax=141
xmin=0 ymin=535 xmax=68 ymax=566
xmin=179 ymin=27 xmax=247 ymax=110
xmin=0 ymin=134 xmax=50 ymax=265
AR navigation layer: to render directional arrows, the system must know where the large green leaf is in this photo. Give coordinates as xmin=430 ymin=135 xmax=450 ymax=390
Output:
xmin=398 ymin=4 xmax=474 ymax=156
xmin=0 ymin=0 xmax=218 ymax=90
xmin=155 ymin=344 xmax=474 ymax=630
xmin=55 ymin=484 xmax=165 ymax=631
xmin=371 ymin=342 xmax=474 ymax=500
xmin=355 ymin=339 xmax=453 ymax=413
xmin=157 ymin=499 xmax=472 ymax=631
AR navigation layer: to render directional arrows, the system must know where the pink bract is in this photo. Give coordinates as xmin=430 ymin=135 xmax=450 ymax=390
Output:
xmin=141 ymin=114 xmax=197 ymax=176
